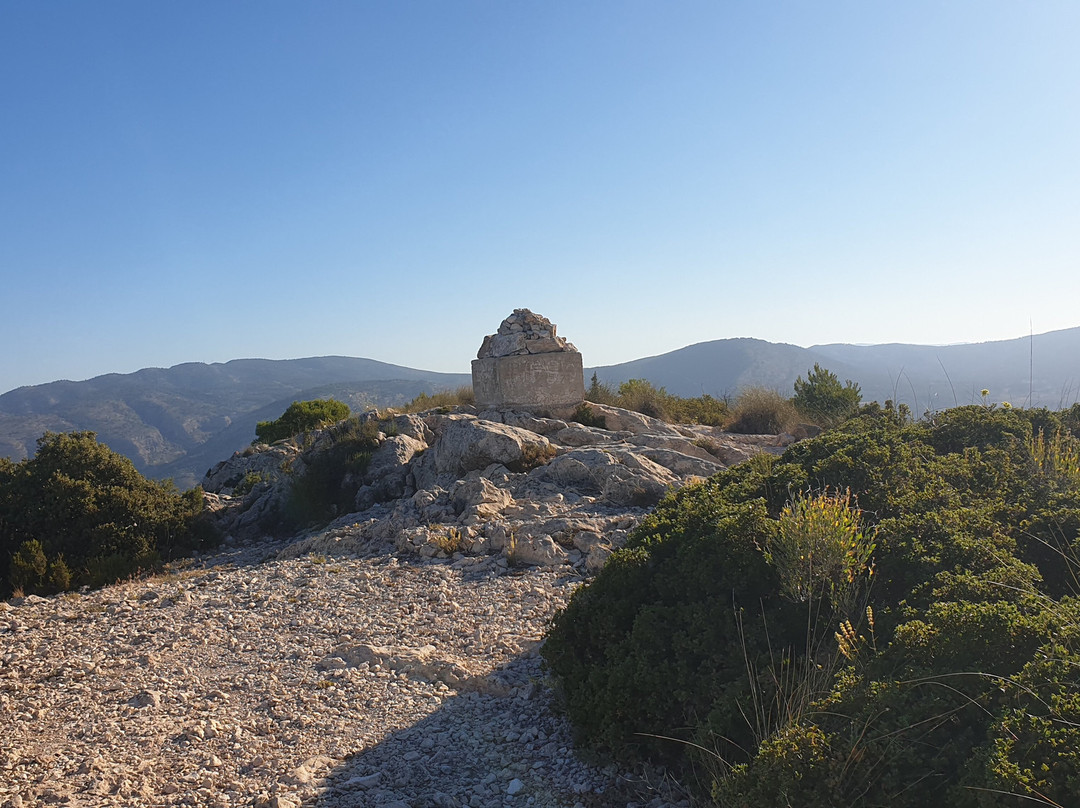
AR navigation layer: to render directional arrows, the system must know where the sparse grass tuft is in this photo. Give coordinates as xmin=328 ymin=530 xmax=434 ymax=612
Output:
xmin=431 ymin=526 xmax=464 ymax=555
xmin=507 ymin=442 xmax=557 ymax=473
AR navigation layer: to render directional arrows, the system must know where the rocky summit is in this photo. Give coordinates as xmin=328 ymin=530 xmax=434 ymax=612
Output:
xmin=0 ymin=402 xmax=793 ymax=808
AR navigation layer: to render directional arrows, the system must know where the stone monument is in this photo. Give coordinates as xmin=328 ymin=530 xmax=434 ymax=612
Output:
xmin=471 ymin=309 xmax=585 ymax=413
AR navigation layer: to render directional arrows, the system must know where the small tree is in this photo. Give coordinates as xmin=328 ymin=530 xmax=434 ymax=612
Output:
xmin=792 ymin=364 xmax=862 ymax=426
xmin=585 ymin=372 xmax=617 ymax=405
xmin=255 ymin=399 xmax=350 ymax=444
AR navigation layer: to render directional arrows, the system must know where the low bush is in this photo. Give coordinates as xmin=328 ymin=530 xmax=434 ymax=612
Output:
xmin=585 ymin=373 xmax=618 ymax=406
xmin=255 ymin=399 xmax=350 ymax=444
xmin=585 ymin=376 xmax=729 ymax=427
xmin=569 ymin=403 xmax=608 ymax=430
xmin=791 ymin=363 xmax=862 ymax=427
xmin=725 ymin=387 xmax=800 ymax=434
xmin=282 ymin=417 xmax=381 ymax=528
xmin=667 ymin=393 xmax=729 ymax=427
xmin=399 ymin=386 xmax=475 ymax=413
xmin=543 ymin=404 xmax=1080 ymax=805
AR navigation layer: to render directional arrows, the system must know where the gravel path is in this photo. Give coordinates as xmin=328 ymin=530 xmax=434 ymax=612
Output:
xmin=0 ymin=537 xmax=689 ymax=808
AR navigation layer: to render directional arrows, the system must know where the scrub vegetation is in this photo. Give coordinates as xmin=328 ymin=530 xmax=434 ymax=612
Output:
xmin=543 ymin=401 xmax=1080 ymax=806
xmin=0 ymin=432 xmax=216 ymax=597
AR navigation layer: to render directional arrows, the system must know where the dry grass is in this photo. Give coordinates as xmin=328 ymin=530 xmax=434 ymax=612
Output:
xmin=726 ymin=386 xmax=801 ymax=434
xmin=399 ymin=385 xmax=475 ymax=413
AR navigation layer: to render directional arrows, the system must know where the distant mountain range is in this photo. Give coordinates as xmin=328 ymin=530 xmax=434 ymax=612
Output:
xmin=0 ymin=358 xmax=470 ymax=489
xmin=3 ymin=328 xmax=1078 ymax=488
xmin=587 ymin=327 xmax=1080 ymax=411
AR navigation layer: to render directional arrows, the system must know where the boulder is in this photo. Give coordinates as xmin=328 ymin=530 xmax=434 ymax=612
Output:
xmin=508 ymin=535 xmax=568 ymax=567
xmin=533 ymin=447 xmax=677 ymax=507
xmin=426 ymin=416 xmax=554 ymax=479
xmin=451 ymin=476 xmax=514 ymax=522
xmin=580 ymin=404 xmax=685 ymax=437
xmin=356 ymin=433 xmax=427 ymax=508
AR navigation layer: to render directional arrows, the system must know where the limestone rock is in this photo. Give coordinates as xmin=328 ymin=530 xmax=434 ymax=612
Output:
xmin=357 ymin=434 xmax=427 ymax=508
xmin=535 ymin=447 xmax=677 ymax=507
xmin=203 ymin=444 xmax=298 ymax=495
xmin=477 ymin=309 xmax=575 ymax=359
xmin=509 ymin=535 xmax=568 ymax=568
xmin=451 ymin=477 xmax=514 ymax=522
xmin=422 ymin=416 xmax=554 ymax=481
xmin=582 ymin=403 xmax=686 ymax=437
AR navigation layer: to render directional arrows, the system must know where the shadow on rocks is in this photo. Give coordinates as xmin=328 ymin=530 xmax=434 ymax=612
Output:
xmin=312 ymin=654 xmax=689 ymax=808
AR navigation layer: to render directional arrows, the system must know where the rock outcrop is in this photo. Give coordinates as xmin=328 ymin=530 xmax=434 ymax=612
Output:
xmin=202 ymin=403 xmax=795 ymax=573
xmin=4 ymin=397 xmax=805 ymax=808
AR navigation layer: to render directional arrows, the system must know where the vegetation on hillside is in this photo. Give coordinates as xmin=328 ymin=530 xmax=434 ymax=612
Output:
xmin=586 ymin=375 xmax=730 ymax=426
xmin=0 ymin=432 xmax=216 ymax=597
xmin=586 ymin=366 xmax=860 ymax=434
xmin=543 ymin=402 xmax=1080 ymax=806
xmin=398 ymin=386 xmax=475 ymax=413
xmin=281 ymin=416 xmax=382 ymax=528
xmin=723 ymin=386 xmax=801 ymax=434
xmin=255 ymin=399 xmax=350 ymax=444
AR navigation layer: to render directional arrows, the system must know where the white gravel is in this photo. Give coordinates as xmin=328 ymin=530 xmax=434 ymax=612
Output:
xmin=0 ymin=535 xmax=689 ymax=808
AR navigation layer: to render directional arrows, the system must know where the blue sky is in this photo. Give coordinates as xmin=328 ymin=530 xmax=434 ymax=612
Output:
xmin=2 ymin=1 xmax=1078 ymax=395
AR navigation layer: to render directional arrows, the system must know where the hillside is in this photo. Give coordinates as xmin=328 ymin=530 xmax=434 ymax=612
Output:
xmin=811 ymin=325 xmax=1080 ymax=410
xmin=587 ymin=337 xmax=865 ymax=400
xmin=0 ymin=358 xmax=469 ymax=488
xmin=592 ymin=326 xmax=1080 ymax=409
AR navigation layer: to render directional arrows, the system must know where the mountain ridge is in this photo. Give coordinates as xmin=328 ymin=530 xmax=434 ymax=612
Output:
xmin=4 ymin=327 xmax=1080 ymax=487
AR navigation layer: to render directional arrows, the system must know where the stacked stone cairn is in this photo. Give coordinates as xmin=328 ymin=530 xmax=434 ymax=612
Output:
xmin=476 ymin=309 xmax=577 ymax=359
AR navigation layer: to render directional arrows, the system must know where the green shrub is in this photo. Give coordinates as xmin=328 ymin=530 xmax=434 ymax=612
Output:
xmin=668 ymin=393 xmax=729 ymax=427
xmin=8 ymin=539 xmax=47 ymax=592
xmin=791 ymin=364 xmax=862 ymax=426
xmin=543 ymin=404 xmax=1080 ymax=805
xmin=585 ymin=372 xmax=618 ymax=406
xmin=544 ymin=490 xmax=807 ymax=765
xmin=765 ymin=489 xmax=874 ymax=609
xmin=0 ymin=432 xmax=216 ymax=597
xmin=282 ymin=417 xmax=381 ymax=528
xmin=255 ymin=399 xmax=350 ymax=444
xmin=233 ymin=470 xmax=270 ymax=497
xmin=726 ymin=387 xmax=800 ymax=434
xmin=584 ymin=376 xmax=729 ymax=427
xmin=615 ymin=379 xmax=672 ymax=420
xmin=570 ymin=402 xmax=608 ymax=430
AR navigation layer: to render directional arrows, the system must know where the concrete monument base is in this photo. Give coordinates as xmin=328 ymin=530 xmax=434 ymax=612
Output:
xmin=472 ymin=352 xmax=585 ymax=412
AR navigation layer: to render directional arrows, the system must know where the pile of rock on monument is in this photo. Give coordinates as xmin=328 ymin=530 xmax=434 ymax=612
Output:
xmin=475 ymin=309 xmax=576 ymax=358
xmin=203 ymin=310 xmax=797 ymax=572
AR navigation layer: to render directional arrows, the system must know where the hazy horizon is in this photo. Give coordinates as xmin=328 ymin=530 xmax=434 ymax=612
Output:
xmin=6 ymin=324 xmax=1078 ymax=398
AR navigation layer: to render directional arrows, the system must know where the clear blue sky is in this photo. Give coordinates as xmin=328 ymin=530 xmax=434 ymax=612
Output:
xmin=2 ymin=1 xmax=1078 ymax=395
